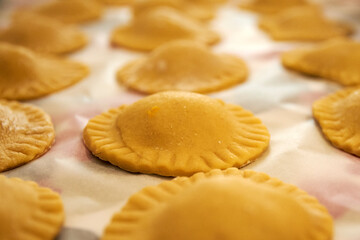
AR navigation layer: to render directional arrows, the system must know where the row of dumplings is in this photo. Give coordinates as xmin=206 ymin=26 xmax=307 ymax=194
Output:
xmin=1 ymin=0 xmax=358 ymax=239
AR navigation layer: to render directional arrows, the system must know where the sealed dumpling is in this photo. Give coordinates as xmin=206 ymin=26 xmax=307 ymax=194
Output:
xmin=259 ymin=6 xmax=352 ymax=41
xmin=83 ymin=91 xmax=270 ymax=177
xmin=34 ymin=0 xmax=103 ymax=24
xmin=0 ymin=43 xmax=89 ymax=100
xmin=0 ymin=99 xmax=55 ymax=172
xmin=132 ymin=0 xmax=218 ymax=21
xmin=102 ymin=168 xmax=333 ymax=240
xmin=313 ymin=87 xmax=360 ymax=157
xmin=239 ymin=0 xmax=308 ymax=14
xmin=0 ymin=175 xmax=64 ymax=240
xmin=111 ymin=7 xmax=220 ymax=51
xmin=0 ymin=12 xmax=87 ymax=54
xmin=282 ymin=38 xmax=360 ymax=86
xmin=117 ymin=40 xmax=248 ymax=93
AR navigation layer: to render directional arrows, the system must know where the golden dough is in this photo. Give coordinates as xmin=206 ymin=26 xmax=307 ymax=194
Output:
xmin=132 ymin=0 xmax=218 ymax=21
xmin=282 ymin=38 xmax=360 ymax=86
xmin=102 ymin=168 xmax=333 ymax=240
xmin=0 ymin=42 xmax=89 ymax=100
xmin=83 ymin=91 xmax=270 ymax=176
xmin=313 ymin=87 xmax=360 ymax=157
xmin=34 ymin=0 xmax=103 ymax=24
xmin=239 ymin=0 xmax=308 ymax=14
xmin=111 ymin=7 xmax=220 ymax=51
xmin=0 ymin=175 xmax=64 ymax=240
xmin=117 ymin=40 xmax=248 ymax=93
xmin=259 ymin=6 xmax=353 ymax=41
xmin=0 ymin=100 xmax=55 ymax=172
xmin=101 ymin=0 xmax=133 ymax=5
xmin=0 ymin=11 xmax=87 ymax=54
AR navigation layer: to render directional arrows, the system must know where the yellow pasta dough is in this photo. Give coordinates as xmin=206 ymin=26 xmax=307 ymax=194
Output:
xmin=239 ymin=0 xmax=308 ymax=14
xmin=34 ymin=0 xmax=103 ymax=24
xmin=282 ymin=38 xmax=360 ymax=86
xmin=101 ymin=0 xmax=133 ymax=5
xmin=102 ymin=168 xmax=333 ymax=240
xmin=132 ymin=0 xmax=217 ymax=21
xmin=259 ymin=6 xmax=353 ymax=41
xmin=0 ymin=11 xmax=87 ymax=54
xmin=111 ymin=7 xmax=220 ymax=51
xmin=0 ymin=42 xmax=89 ymax=100
xmin=0 ymin=175 xmax=64 ymax=240
xmin=313 ymin=87 xmax=360 ymax=157
xmin=83 ymin=91 xmax=270 ymax=176
xmin=0 ymin=100 xmax=55 ymax=172
xmin=117 ymin=40 xmax=248 ymax=93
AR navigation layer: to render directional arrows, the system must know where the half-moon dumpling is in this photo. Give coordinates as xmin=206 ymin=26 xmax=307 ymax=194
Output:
xmin=239 ymin=0 xmax=308 ymax=14
xmin=0 ymin=12 xmax=87 ymax=54
xmin=282 ymin=38 xmax=360 ymax=86
xmin=0 ymin=43 xmax=89 ymax=100
xmin=83 ymin=91 xmax=270 ymax=176
xmin=102 ymin=168 xmax=333 ymax=240
xmin=117 ymin=40 xmax=248 ymax=93
xmin=259 ymin=6 xmax=352 ymax=41
xmin=313 ymin=87 xmax=360 ymax=157
xmin=111 ymin=7 xmax=220 ymax=51
xmin=34 ymin=0 xmax=103 ymax=24
xmin=0 ymin=99 xmax=55 ymax=172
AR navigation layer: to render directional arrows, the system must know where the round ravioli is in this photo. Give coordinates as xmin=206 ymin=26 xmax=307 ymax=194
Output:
xmin=0 ymin=175 xmax=64 ymax=240
xmin=259 ymin=6 xmax=353 ymax=41
xmin=102 ymin=168 xmax=333 ymax=240
xmin=282 ymin=38 xmax=360 ymax=86
xmin=0 ymin=100 xmax=55 ymax=172
xmin=33 ymin=0 xmax=103 ymax=24
xmin=0 ymin=42 xmax=89 ymax=100
xmin=239 ymin=0 xmax=309 ymax=14
xmin=110 ymin=7 xmax=220 ymax=51
xmin=313 ymin=87 xmax=360 ymax=157
xmin=0 ymin=11 xmax=87 ymax=54
xmin=83 ymin=91 xmax=270 ymax=176
xmin=117 ymin=40 xmax=248 ymax=93
xmin=132 ymin=0 xmax=217 ymax=21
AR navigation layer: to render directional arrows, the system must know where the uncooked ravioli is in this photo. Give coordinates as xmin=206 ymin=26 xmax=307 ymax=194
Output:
xmin=83 ymin=91 xmax=270 ymax=177
xmin=239 ymin=0 xmax=308 ymax=14
xmin=0 ymin=43 xmax=89 ymax=100
xmin=110 ymin=7 xmax=220 ymax=51
xmin=34 ymin=0 xmax=103 ymax=24
xmin=0 ymin=99 xmax=55 ymax=172
xmin=0 ymin=175 xmax=64 ymax=240
xmin=102 ymin=168 xmax=333 ymax=240
xmin=282 ymin=38 xmax=360 ymax=86
xmin=117 ymin=40 xmax=248 ymax=93
xmin=0 ymin=12 xmax=87 ymax=54
xmin=259 ymin=6 xmax=352 ymax=41
xmin=313 ymin=87 xmax=360 ymax=157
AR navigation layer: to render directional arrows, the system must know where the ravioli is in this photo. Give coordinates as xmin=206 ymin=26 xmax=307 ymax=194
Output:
xmin=132 ymin=0 xmax=217 ymax=21
xmin=313 ymin=87 xmax=360 ymax=157
xmin=117 ymin=40 xmax=248 ymax=93
xmin=102 ymin=168 xmax=333 ymax=240
xmin=83 ymin=91 xmax=270 ymax=176
xmin=259 ymin=6 xmax=353 ymax=41
xmin=0 ymin=100 xmax=55 ymax=172
xmin=34 ymin=0 xmax=103 ymax=24
xmin=101 ymin=0 xmax=133 ymax=5
xmin=0 ymin=43 xmax=89 ymax=100
xmin=0 ymin=175 xmax=64 ymax=240
xmin=111 ymin=7 xmax=220 ymax=51
xmin=239 ymin=0 xmax=308 ymax=14
xmin=0 ymin=12 xmax=87 ymax=54
xmin=282 ymin=38 xmax=360 ymax=86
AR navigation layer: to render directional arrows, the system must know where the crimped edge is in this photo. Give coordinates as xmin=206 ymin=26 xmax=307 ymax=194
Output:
xmin=0 ymin=175 xmax=64 ymax=240
xmin=312 ymin=87 xmax=360 ymax=157
xmin=101 ymin=168 xmax=333 ymax=240
xmin=83 ymin=100 xmax=270 ymax=177
xmin=0 ymin=100 xmax=55 ymax=172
